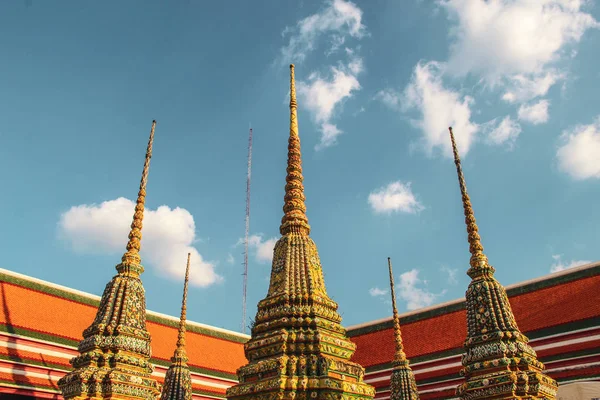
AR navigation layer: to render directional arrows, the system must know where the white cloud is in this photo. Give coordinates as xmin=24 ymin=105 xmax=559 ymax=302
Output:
xmin=441 ymin=265 xmax=459 ymax=285
xmin=550 ymin=254 xmax=591 ymax=273
xmin=556 ymin=116 xmax=600 ymax=180
xmin=280 ymin=0 xmax=367 ymax=64
xmin=226 ymin=253 xmax=235 ymax=265
xmin=369 ymin=287 xmax=388 ymax=297
xmin=400 ymin=61 xmax=479 ymax=158
xmin=397 ymin=269 xmax=445 ymax=311
xmin=502 ymin=71 xmax=564 ymax=103
xmin=518 ymin=99 xmax=550 ymax=124
xmin=441 ymin=0 xmax=598 ymax=84
xmin=374 ymin=89 xmax=401 ymax=109
xmin=297 ymin=59 xmax=363 ymax=150
xmin=238 ymin=234 xmax=278 ymax=264
xmin=368 ymin=181 xmax=425 ymax=214
xmin=485 ymin=116 xmax=522 ymax=149
xmin=58 ymin=197 xmax=221 ymax=287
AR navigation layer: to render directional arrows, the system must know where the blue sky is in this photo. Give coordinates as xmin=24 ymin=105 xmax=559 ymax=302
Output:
xmin=0 ymin=0 xmax=599 ymax=333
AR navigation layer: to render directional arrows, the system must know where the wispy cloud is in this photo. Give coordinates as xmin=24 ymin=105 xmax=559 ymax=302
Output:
xmin=297 ymin=57 xmax=364 ymax=150
xmin=368 ymin=181 xmax=424 ymax=215
xmin=226 ymin=253 xmax=235 ymax=265
xmin=550 ymin=254 xmax=591 ymax=273
xmin=441 ymin=265 xmax=459 ymax=285
xmin=58 ymin=197 xmax=221 ymax=287
xmin=279 ymin=0 xmax=367 ymax=65
xmin=280 ymin=0 xmax=368 ymax=150
xmin=369 ymin=287 xmax=388 ymax=297
xmin=397 ymin=269 xmax=445 ymax=311
xmin=518 ymin=99 xmax=550 ymax=125
xmin=237 ymin=234 xmax=278 ymax=264
xmin=383 ymin=61 xmax=479 ymax=158
xmin=485 ymin=116 xmax=522 ymax=149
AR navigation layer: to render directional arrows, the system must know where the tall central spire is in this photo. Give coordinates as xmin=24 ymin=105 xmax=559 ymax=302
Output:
xmin=387 ymin=258 xmax=420 ymax=400
xmin=448 ymin=127 xmax=557 ymax=400
xmin=280 ymin=64 xmax=310 ymax=236
xmin=161 ymin=253 xmax=193 ymax=400
xmin=226 ymin=65 xmax=374 ymax=400
xmin=58 ymin=120 xmax=161 ymax=400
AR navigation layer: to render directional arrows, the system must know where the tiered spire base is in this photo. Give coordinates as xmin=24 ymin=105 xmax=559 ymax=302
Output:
xmin=457 ymin=266 xmax=558 ymax=400
xmin=390 ymin=360 xmax=420 ymax=400
xmin=58 ymin=265 xmax=161 ymax=400
xmin=226 ymin=233 xmax=375 ymax=400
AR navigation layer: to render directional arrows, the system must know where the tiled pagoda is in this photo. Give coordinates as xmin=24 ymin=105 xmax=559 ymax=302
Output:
xmin=448 ymin=127 xmax=558 ymax=399
xmin=58 ymin=121 xmax=161 ymax=400
xmin=161 ymin=253 xmax=193 ymax=400
xmin=387 ymin=258 xmax=419 ymax=400
xmin=226 ymin=65 xmax=375 ymax=400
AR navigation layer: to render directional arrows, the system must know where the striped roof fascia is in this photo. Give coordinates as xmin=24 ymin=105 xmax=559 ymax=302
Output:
xmin=0 ymin=267 xmax=250 ymax=344
xmin=0 ymin=326 xmax=240 ymax=381
xmin=363 ymin=317 xmax=600 ymax=373
xmin=347 ymin=261 xmax=600 ymax=337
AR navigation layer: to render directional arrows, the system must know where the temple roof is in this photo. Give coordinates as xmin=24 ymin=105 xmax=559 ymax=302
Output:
xmin=347 ymin=260 xmax=600 ymax=368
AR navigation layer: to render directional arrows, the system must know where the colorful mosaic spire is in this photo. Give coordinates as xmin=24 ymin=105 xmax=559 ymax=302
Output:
xmin=387 ymin=258 xmax=420 ymax=400
xmin=161 ymin=253 xmax=193 ymax=400
xmin=448 ymin=127 xmax=558 ymax=400
xmin=58 ymin=121 xmax=161 ymax=400
xmin=226 ymin=65 xmax=375 ymax=400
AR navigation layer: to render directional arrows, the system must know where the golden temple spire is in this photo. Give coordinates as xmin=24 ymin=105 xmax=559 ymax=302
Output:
xmin=388 ymin=257 xmax=420 ymax=400
xmin=120 ymin=120 xmax=156 ymax=271
xmin=160 ymin=253 xmax=193 ymax=400
xmin=280 ymin=64 xmax=311 ymax=236
xmin=388 ymin=257 xmax=407 ymax=363
xmin=448 ymin=127 xmax=557 ymax=400
xmin=227 ymin=64 xmax=374 ymax=400
xmin=175 ymin=252 xmax=191 ymax=359
xmin=448 ymin=127 xmax=493 ymax=279
xmin=58 ymin=120 xmax=161 ymax=400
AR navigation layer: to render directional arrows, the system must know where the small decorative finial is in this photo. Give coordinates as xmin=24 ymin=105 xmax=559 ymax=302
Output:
xmin=280 ymin=65 xmax=310 ymax=235
xmin=448 ymin=127 xmax=494 ymax=278
xmin=118 ymin=120 xmax=156 ymax=274
xmin=174 ymin=253 xmax=191 ymax=361
xmin=388 ymin=257 xmax=408 ymax=363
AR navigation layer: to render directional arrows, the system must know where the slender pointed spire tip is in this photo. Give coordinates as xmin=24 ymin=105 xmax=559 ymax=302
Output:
xmin=280 ymin=65 xmax=310 ymax=235
xmin=174 ymin=253 xmax=191 ymax=361
xmin=387 ymin=257 xmax=407 ymax=363
xmin=118 ymin=120 xmax=156 ymax=274
xmin=447 ymin=127 xmax=493 ymax=278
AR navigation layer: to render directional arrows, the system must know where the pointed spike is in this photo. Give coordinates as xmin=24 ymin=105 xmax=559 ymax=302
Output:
xmin=280 ymin=64 xmax=311 ymax=235
xmin=448 ymin=127 xmax=490 ymax=277
xmin=176 ymin=253 xmax=191 ymax=353
xmin=387 ymin=257 xmax=407 ymax=363
xmin=118 ymin=120 xmax=156 ymax=275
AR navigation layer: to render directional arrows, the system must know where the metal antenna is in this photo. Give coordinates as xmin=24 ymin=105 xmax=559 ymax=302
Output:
xmin=242 ymin=124 xmax=253 ymax=333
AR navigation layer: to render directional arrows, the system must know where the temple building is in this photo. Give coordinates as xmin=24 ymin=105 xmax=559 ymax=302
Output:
xmin=1 ymin=262 xmax=599 ymax=399
xmin=0 ymin=66 xmax=599 ymax=400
